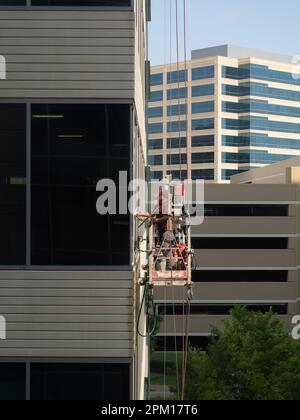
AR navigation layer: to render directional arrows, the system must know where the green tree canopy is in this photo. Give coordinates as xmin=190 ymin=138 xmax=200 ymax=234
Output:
xmin=185 ymin=306 xmax=300 ymax=400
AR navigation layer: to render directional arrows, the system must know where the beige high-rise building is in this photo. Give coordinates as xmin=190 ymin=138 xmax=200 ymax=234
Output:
xmin=148 ymin=45 xmax=300 ymax=184
xmin=155 ymin=159 xmax=300 ymax=347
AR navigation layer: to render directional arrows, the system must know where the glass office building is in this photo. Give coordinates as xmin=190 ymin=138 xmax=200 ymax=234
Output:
xmin=148 ymin=45 xmax=300 ymax=182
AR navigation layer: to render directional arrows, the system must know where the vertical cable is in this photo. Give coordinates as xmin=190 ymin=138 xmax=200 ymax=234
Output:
xmin=172 ymin=283 xmax=180 ymax=400
xmin=163 ymin=285 xmax=167 ymax=400
xmin=183 ymin=0 xmax=190 ymax=179
xmin=175 ymin=0 xmax=183 ymax=180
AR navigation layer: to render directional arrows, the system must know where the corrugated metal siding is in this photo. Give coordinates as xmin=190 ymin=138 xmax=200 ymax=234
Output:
xmin=0 ymin=271 xmax=133 ymax=358
xmin=0 ymin=10 xmax=135 ymax=99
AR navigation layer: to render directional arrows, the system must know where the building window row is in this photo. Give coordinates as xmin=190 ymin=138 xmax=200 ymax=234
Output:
xmin=149 ymin=84 xmax=216 ymax=102
xmin=222 ymin=99 xmax=300 ymax=119
xmin=192 ymin=270 xmax=288 ymax=282
xmin=191 ymin=169 xmax=214 ymax=180
xmin=150 ymin=66 xmax=215 ymax=87
xmin=192 ymin=84 xmax=215 ymax=97
xmin=167 ymin=87 xmax=187 ymax=100
xmin=224 ymin=82 xmax=300 ymax=103
xmin=204 ymin=204 xmax=289 ymax=217
xmin=148 ymin=122 xmax=163 ymax=134
xmin=192 ymin=118 xmax=215 ymax=131
xmin=222 ymin=150 xmax=295 ymax=164
xmin=147 ymin=106 xmax=163 ymax=118
xmin=222 ymin=117 xmax=300 ymax=134
xmin=150 ymin=73 xmax=163 ymax=86
xmin=192 ymin=152 xmax=214 ymax=164
xmin=0 ymin=0 xmax=132 ymax=6
xmin=148 ymin=138 xmax=163 ymax=150
xmin=149 ymin=171 xmax=163 ymax=180
xmin=192 ymin=237 xmax=289 ymax=249
xmin=148 ymin=155 xmax=163 ymax=166
xmin=222 ymin=64 xmax=300 ymax=87
xmin=192 ymin=135 xmax=214 ymax=147
xmin=222 ymin=134 xmax=300 ymax=150
xmin=167 ymin=69 xmax=188 ymax=84
xmin=167 ymin=120 xmax=187 ymax=133
xmin=0 ymin=363 xmax=130 ymax=401
xmin=148 ymin=135 xmax=215 ymax=151
xmin=157 ymin=303 xmax=288 ymax=316
xmin=192 ymin=101 xmax=214 ymax=114
xmin=149 ymin=90 xmax=163 ymax=102
xmin=167 ymin=137 xmax=187 ymax=149
xmin=167 ymin=154 xmax=188 ymax=165
xmin=166 ymin=170 xmax=188 ymax=180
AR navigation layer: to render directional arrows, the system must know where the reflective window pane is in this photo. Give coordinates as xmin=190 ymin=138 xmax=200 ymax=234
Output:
xmin=30 ymin=363 xmax=130 ymax=401
xmin=31 ymin=104 xmax=130 ymax=266
xmin=31 ymin=0 xmax=131 ymax=6
xmin=0 ymin=364 xmax=26 ymax=401
xmin=0 ymin=104 xmax=26 ymax=265
xmin=0 ymin=0 xmax=26 ymax=5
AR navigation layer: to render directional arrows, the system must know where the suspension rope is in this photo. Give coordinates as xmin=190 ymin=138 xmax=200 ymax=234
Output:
xmin=181 ymin=286 xmax=186 ymax=399
xmin=163 ymin=285 xmax=167 ymax=401
xmin=183 ymin=0 xmax=190 ymax=179
xmin=172 ymin=282 xmax=180 ymax=400
xmin=181 ymin=295 xmax=191 ymax=400
xmin=175 ymin=0 xmax=183 ymax=180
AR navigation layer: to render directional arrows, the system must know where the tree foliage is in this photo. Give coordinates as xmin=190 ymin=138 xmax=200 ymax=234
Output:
xmin=185 ymin=306 xmax=300 ymax=400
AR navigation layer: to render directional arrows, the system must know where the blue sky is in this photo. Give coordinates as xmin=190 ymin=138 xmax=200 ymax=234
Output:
xmin=148 ymin=0 xmax=300 ymax=65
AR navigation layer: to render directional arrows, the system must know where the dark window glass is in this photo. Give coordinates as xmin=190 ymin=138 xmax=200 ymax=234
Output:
xmin=167 ymin=154 xmax=187 ymax=165
xmin=148 ymin=138 xmax=163 ymax=150
xmin=222 ymin=150 xmax=295 ymax=165
xmin=191 ymin=169 xmax=214 ymax=180
xmin=149 ymin=91 xmax=163 ymax=102
xmin=192 ymin=270 xmax=288 ymax=283
xmin=222 ymin=66 xmax=249 ymax=80
xmin=192 ymin=101 xmax=214 ymax=114
xmin=192 ymin=84 xmax=214 ymax=97
xmin=31 ymin=0 xmax=131 ymax=6
xmin=192 ymin=135 xmax=214 ymax=147
xmin=147 ymin=107 xmax=163 ymax=118
xmin=149 ymin=171 xmax=163 ymax=180
xmin=204 ymin=204 xmax=289 ymax=217
xmin=192 ymin=152 xmax=214 ymax=164
xmin=167 ymin=88 xmax=187 ymax=100
xmin=167 ymin=137 xmax=187 ymax=149
xmin=0 ymin=0 xmax=26 ymax=4
xmin=167 ymin=120 xmax=187 ymax=133
xmin=157 ymin=304 xmax=288 ymax=316
xmin=148 ymin=122 xmax=163 ymax=134
xmin=0 ymin=104 xmax=26 ymax=265
xmin=148 ymin=155 xmax=163 ymax=166
xmin=150 ymin=73 xmax=163 ymax=86
xmin=166 ymin=170 xmax=187 ymax=180
xmin=156 ymin=336 xmax=210 ymax=352
xmin=192 ymin=66 xmax=215 ymax=81
xmin=167 ymin=104 xmax=187 ymax=117
xmin=192 ymin=118 xmax=214 ymax=131
xmin=31 ymin=104 xmax=130 ymax=266
xmin=192 ymin=237 xmax=288 ymax=249
xmin=223 ymin=133 xmax=300 ymax=150
xmin=167 ymin=70 xmax=188 ymax=84
xmin=0 ymin=364 xmax=26 ymax=401
xmin=30 ymin=363 xmax=130 ymax=401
